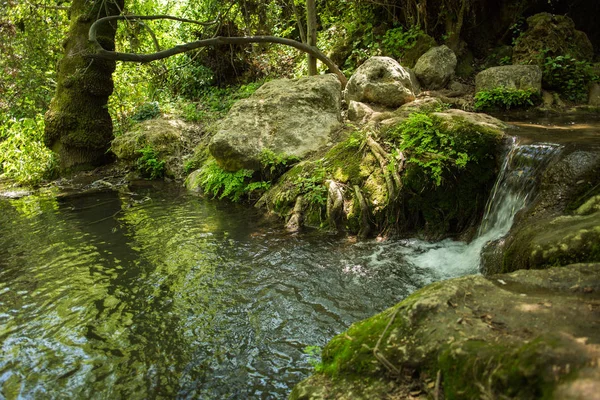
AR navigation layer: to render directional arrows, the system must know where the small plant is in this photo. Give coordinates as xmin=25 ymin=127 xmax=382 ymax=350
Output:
xmin=389 ymin=113 xmax=471 ymax=186
xmin=474 ymin=87 xmax=539 ymax=111
xmin=542 ymin=54 xmax=596 ymax=102
xmin=303 ymin=345 xmax=324 ymax=373
xmin=131 ymin=101 xmax=161 ymax=122
xmin=198 ymin=158 xmax=270 ymax=202
xmin=259 ymin=149 xmax=300 ymax=180
xmin=0 ymin=115 xmax=55 ymax=185
xmin=294 ymin=162 xmax=328 ymax=207
xmin=136 ymin=146 xmax=165 ymax=179
xmin=499 ymin=56 xmax=511 ymax=66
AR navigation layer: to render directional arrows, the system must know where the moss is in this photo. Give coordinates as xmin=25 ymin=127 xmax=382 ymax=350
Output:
xmin=437 ymin=335 xmax=587 ymax=400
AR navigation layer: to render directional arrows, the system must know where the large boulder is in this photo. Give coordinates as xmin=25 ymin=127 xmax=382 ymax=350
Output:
xmin=414 ymin=45 xmax=457 ymax=90
xmin=344 ymin=56 xmax=420 ymax=108
xmin=475 ymin=65 xmax=542 ymax=94
xmin=513 ymin=13 xmax=594 ymax=65
xmin=291 ymin=263 xmax=600 ymax=399
xmin=209 ymin=74 xmax=342 ymax=171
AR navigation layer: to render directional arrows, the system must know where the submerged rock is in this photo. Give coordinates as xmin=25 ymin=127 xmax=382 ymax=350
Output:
xmin=344 ymin=56 xmax=420 ymax=108
xmin=414 ymin=45 xmax=457 ymax=90
xmin=475 ymin=65 xmax=542 ymax=94
xmin=291 ymin=263 xmax=600 ymax=399
xmin=209 ymin=74 xmax=342 ymax=171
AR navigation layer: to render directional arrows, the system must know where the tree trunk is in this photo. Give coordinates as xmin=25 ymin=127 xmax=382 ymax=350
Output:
xmin=44 ymin=0 xmax=123 ymax=172
xmin=306 ymin=0 xmax=317 ymax=75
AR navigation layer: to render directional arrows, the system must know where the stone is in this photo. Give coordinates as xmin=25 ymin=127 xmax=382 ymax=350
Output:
xmin=513 ymin=13 xmax=594 ymax=65
xmin=542 ymin=90 xmax=555 ymax=107
xmin=209 ymin=74 xmax=342 ymax=171
xmin=344 ymin=56 xmax=420 ymax=108
xmin=347 ymin=101 xmax=375 ymax=123
xmin=589 ymin=83 xmax=600 ymax=106
xmin=292 ymin=263 xmax=600 ymax=399
xmin=414 ymin=45 xmax=457 ymax=90
xmin=475 ymin=65 xmax=542 ymax=94
xmin=111 ymin=118 xmax=199 ymax=179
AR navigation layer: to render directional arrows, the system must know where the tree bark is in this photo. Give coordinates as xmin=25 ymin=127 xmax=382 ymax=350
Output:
xmin=44 ymin=0 xmax=123 ymax=172
xmin=306 ymin=0 xmax=317 ymax=75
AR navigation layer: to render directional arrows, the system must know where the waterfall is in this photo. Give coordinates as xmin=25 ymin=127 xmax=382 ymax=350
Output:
xmin=400 ymin=137 xmax=561 ymax=280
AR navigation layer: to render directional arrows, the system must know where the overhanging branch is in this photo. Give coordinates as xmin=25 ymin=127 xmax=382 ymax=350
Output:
xmin=88 ymin=15 xmax=347 ymax=87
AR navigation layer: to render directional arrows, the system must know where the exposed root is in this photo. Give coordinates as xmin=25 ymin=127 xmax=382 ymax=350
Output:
xmin=286 ymin=195 xmax=304 ymax=232
xmin=366 ymin=136 xmax=405 ymax=202
xmin=354 ymin=185 xmax=371 ymax=239
xmin=326 ymin=180 xmax=345 ymax=232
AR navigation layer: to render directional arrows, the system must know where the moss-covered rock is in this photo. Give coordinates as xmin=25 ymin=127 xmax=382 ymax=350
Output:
xmin=258 ymin=110 xmax=505 ymax=238
xmin=512 ymin=13 xmax=594 ymax=66
xmin=111 ymin=118 xmax=202 ymax=179
xmin=292 ymin=263 xmax=600 ymax=399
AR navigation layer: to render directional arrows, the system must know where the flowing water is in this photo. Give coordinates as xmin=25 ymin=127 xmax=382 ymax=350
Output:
xmin=0 ymin=140 xmax=559 ymax=399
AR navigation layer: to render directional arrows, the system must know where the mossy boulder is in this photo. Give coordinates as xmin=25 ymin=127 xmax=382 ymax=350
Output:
xmin=414 ymin=45 xmax=457 ymax=90
xmin=475 ymin=65 xmax=542 ymax=95
xmin=291 ymin=263 xmax=600 ymax=399
xmin=209 ymin=74 xmax=342 ymax=172
xmin=512 ymin=13 xmax=594 ymax=66
xmin=258 ymin=110 xmax=505 ymax=238
xmin=345 ymin=57 xmax=420 ymax=108
xmin=111 ymin=118 xmax=200 ymax=179
xmin=401 ymin=32 xmax=437 ymax=69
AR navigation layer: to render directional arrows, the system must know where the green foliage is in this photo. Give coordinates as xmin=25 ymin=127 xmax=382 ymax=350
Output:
xmin=294 ymin=162 xmax=328 ymax=207
xmin=259 ymin=149 xmax=300 ymax=180
xmin=131 ymin=102 xmax=161 ymax=122
xmin=389 ymin=113 xmax=470 ymax=186
xmin=380 ymin=25 xmax=421 ymax=61
xmin=304 ymin=345 xmax=324 ymax=373
xmin=542 ymin=54 xmax=597 ymax=102
xmin=474 ymin=88 xmax=539 ymax=111
xmin=344 ymin=130 xmax=366 ymax=150
xmin=136 ymin=146 xmax=165 ymax=180
xmin=198 ymin=159 xmax=270 ymax=202
xmin=0 ymin=115 xmax=55 ymax=185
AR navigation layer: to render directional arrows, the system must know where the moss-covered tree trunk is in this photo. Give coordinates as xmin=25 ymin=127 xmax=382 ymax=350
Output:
xmin=44 ymin=0 xmax=123 ymax=172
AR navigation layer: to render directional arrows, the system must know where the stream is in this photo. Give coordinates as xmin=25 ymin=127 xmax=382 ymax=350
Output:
xmin=0 ymin=116 xmax=597 ymax=399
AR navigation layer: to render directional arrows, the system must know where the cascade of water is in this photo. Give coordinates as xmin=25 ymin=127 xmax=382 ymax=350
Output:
xmin=401 ymin=138 xmax=561 ymax=280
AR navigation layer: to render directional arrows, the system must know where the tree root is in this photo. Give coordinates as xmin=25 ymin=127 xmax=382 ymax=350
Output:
xmin=366 ymin=136 xmax=405 ymax=202
xmin=353 ymin=185 xmax=371 ymax=239
xmin=286 ymin=195 xmax=304 ymax=232
xmin=326 ymin=180 xmax=344 ymax=233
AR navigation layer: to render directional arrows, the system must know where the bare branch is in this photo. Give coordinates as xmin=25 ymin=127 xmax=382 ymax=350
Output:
xmin=88 ymin=15 xmax=347 ymax=88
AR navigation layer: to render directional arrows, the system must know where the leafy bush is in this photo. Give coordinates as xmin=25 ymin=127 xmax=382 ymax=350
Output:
xmin=542 ymin=54 xmax=597 ymax=102
xmin=136 ymin=146 xmax=165 ymax=179
xmin=0 ymin=115 xmax=55 ymax=185
xmin=131 ymin=101 xmax=161 ymax=122
xmin=198 ymin=159 xmax=270 ymax=202
xmin=389 ymin=113 xmax=470 ymax=186
xmin=474 ymin=87 xmax=539 ymax=111
xmin=380 ymin=25 xmax=421 ymax=61
xmin=294 ymin=162 xmax=328 ymax=207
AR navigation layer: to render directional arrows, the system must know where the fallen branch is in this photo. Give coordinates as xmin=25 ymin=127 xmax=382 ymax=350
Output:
xmin=88 ymin=15 xmax=347 ymax=87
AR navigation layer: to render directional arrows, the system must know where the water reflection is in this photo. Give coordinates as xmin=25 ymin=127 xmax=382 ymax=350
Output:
xmin=0 ymin=188 xmax=432 ymax=399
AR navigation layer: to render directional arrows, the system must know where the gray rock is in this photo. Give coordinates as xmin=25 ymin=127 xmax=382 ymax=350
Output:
xmin=475 ymin=65 xmax=542 ymax=94
xmin=209 ymin=74 xmax=342 ymax=171
xmin=344 ymin=56 xmax=419 ymax=108
xmin=414 ymin=45 xmax=457 ymax=90
xmin=347 ymin=100 xmax=375 ymax=123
